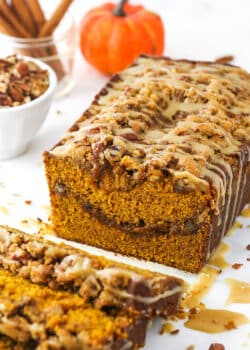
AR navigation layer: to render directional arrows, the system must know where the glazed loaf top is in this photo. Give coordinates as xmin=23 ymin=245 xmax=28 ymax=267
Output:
xmin=49 ymin=56 xmax=250 ymax=213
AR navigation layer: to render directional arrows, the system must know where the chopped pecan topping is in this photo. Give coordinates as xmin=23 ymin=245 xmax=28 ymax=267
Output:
xmin=0 ymin=55 xmax=49 ymax=108
xmin=121 ymin=132 xmax=139 ymax=141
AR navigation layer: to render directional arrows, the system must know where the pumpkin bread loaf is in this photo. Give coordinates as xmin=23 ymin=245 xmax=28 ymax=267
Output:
xmin=0 ymin=226 xmax=183 ymax=349
xmin=44 ymin=56 xmax=250 ymax=272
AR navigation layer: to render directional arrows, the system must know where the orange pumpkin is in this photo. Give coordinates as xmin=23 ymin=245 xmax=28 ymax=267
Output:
xmin=80 ymin=0 xmax=165 ymax=74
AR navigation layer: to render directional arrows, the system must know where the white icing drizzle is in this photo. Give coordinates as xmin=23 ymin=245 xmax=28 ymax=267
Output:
xmin=202 ymin=163 xmax=226 ymax=216
xmin=0 ymin=303 xmax=6 ymax=311
xmin=228 ymin=149 xmax=244 ymax=230
xmin=96 ymin=267 xmax=143 ymax=282
xmin=104 ymin=285 xmax=182 ymax=305
xmin=216 ymin=157 xmax=233 ymax=237
xmin=237 ymin=145 xmax=250 ymax=213
xmin=0 ymin=227 xmax=11 ymax=247
xmin=55 ymin=254 xmax=92 ymax=281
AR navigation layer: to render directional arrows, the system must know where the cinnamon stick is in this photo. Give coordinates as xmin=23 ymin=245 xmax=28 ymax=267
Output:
xmin=38 ymin=0 xmax=73 ymax=37
xmin=25 ymin=0 xmax=45 ymax=31
xmin=0 ymin=0 xmax=31 ymax=38
xmin=12 ymin=0 xmax=37 ymax=36
xmin=0 ymin=13 xmax=19 ymax=36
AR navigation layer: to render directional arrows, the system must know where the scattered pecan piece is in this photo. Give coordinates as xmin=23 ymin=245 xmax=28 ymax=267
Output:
xmin=224 ymin=320 xmax=236 ymax=330
xmin=215 ymin=55 xmax=234 ymax=64
xmin=232 ymin=263 xmax=243 ymax=269
xmin=208 ymin=343 xmax=225 ymax=350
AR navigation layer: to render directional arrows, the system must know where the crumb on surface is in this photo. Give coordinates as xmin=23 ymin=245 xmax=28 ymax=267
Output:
xmin=159 ymin=322 xmax=174 ymax=335
xmin=189 ymin=307 xmax=198 ymax=315
xmin=24 ymin=200 xmax=32 ymax=205
xmin=12 ymin=193 xmax=22 ymax=197
xmin=208 ymin=343 xmax=225 ymax=350
xmin=232 ymin=263 xmax=243 ymax=269
xmin=170 ymin=306 xmax=188 ymax=321
xmin=215 ymin=55 xmax=234 ymax=64
xmin=224 ymin=320 xmax=236 ymax=330
xmin=0 ymin=205 xmax=9 ymax=215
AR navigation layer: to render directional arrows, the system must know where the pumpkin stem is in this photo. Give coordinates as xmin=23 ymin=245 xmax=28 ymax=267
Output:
xmin=113 ymin=0 xmax=128 ymax=17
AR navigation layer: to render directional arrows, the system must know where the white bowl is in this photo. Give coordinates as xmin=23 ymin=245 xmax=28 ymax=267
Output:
xmin=0 ymin=56 xmax=57 ymax=160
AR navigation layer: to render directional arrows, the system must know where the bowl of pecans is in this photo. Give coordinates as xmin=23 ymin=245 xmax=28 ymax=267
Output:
xmin=0 ymin=54 xmax=57 ymax=160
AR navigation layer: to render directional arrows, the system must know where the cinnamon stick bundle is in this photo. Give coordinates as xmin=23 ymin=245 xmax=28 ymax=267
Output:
xmin=0 ymin=0 xmax=74 ymax=82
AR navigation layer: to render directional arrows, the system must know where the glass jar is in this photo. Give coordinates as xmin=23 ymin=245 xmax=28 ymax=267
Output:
xmin=0 ymin=12 xmax=76 ymax=97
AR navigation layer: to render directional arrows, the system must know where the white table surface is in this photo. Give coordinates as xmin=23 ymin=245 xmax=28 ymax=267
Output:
xmin=0 ymin=1 xmax=250 ymax=349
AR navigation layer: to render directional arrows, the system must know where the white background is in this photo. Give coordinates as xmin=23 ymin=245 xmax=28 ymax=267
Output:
xmin=0 ymin=1 xmax=250 ymax=349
